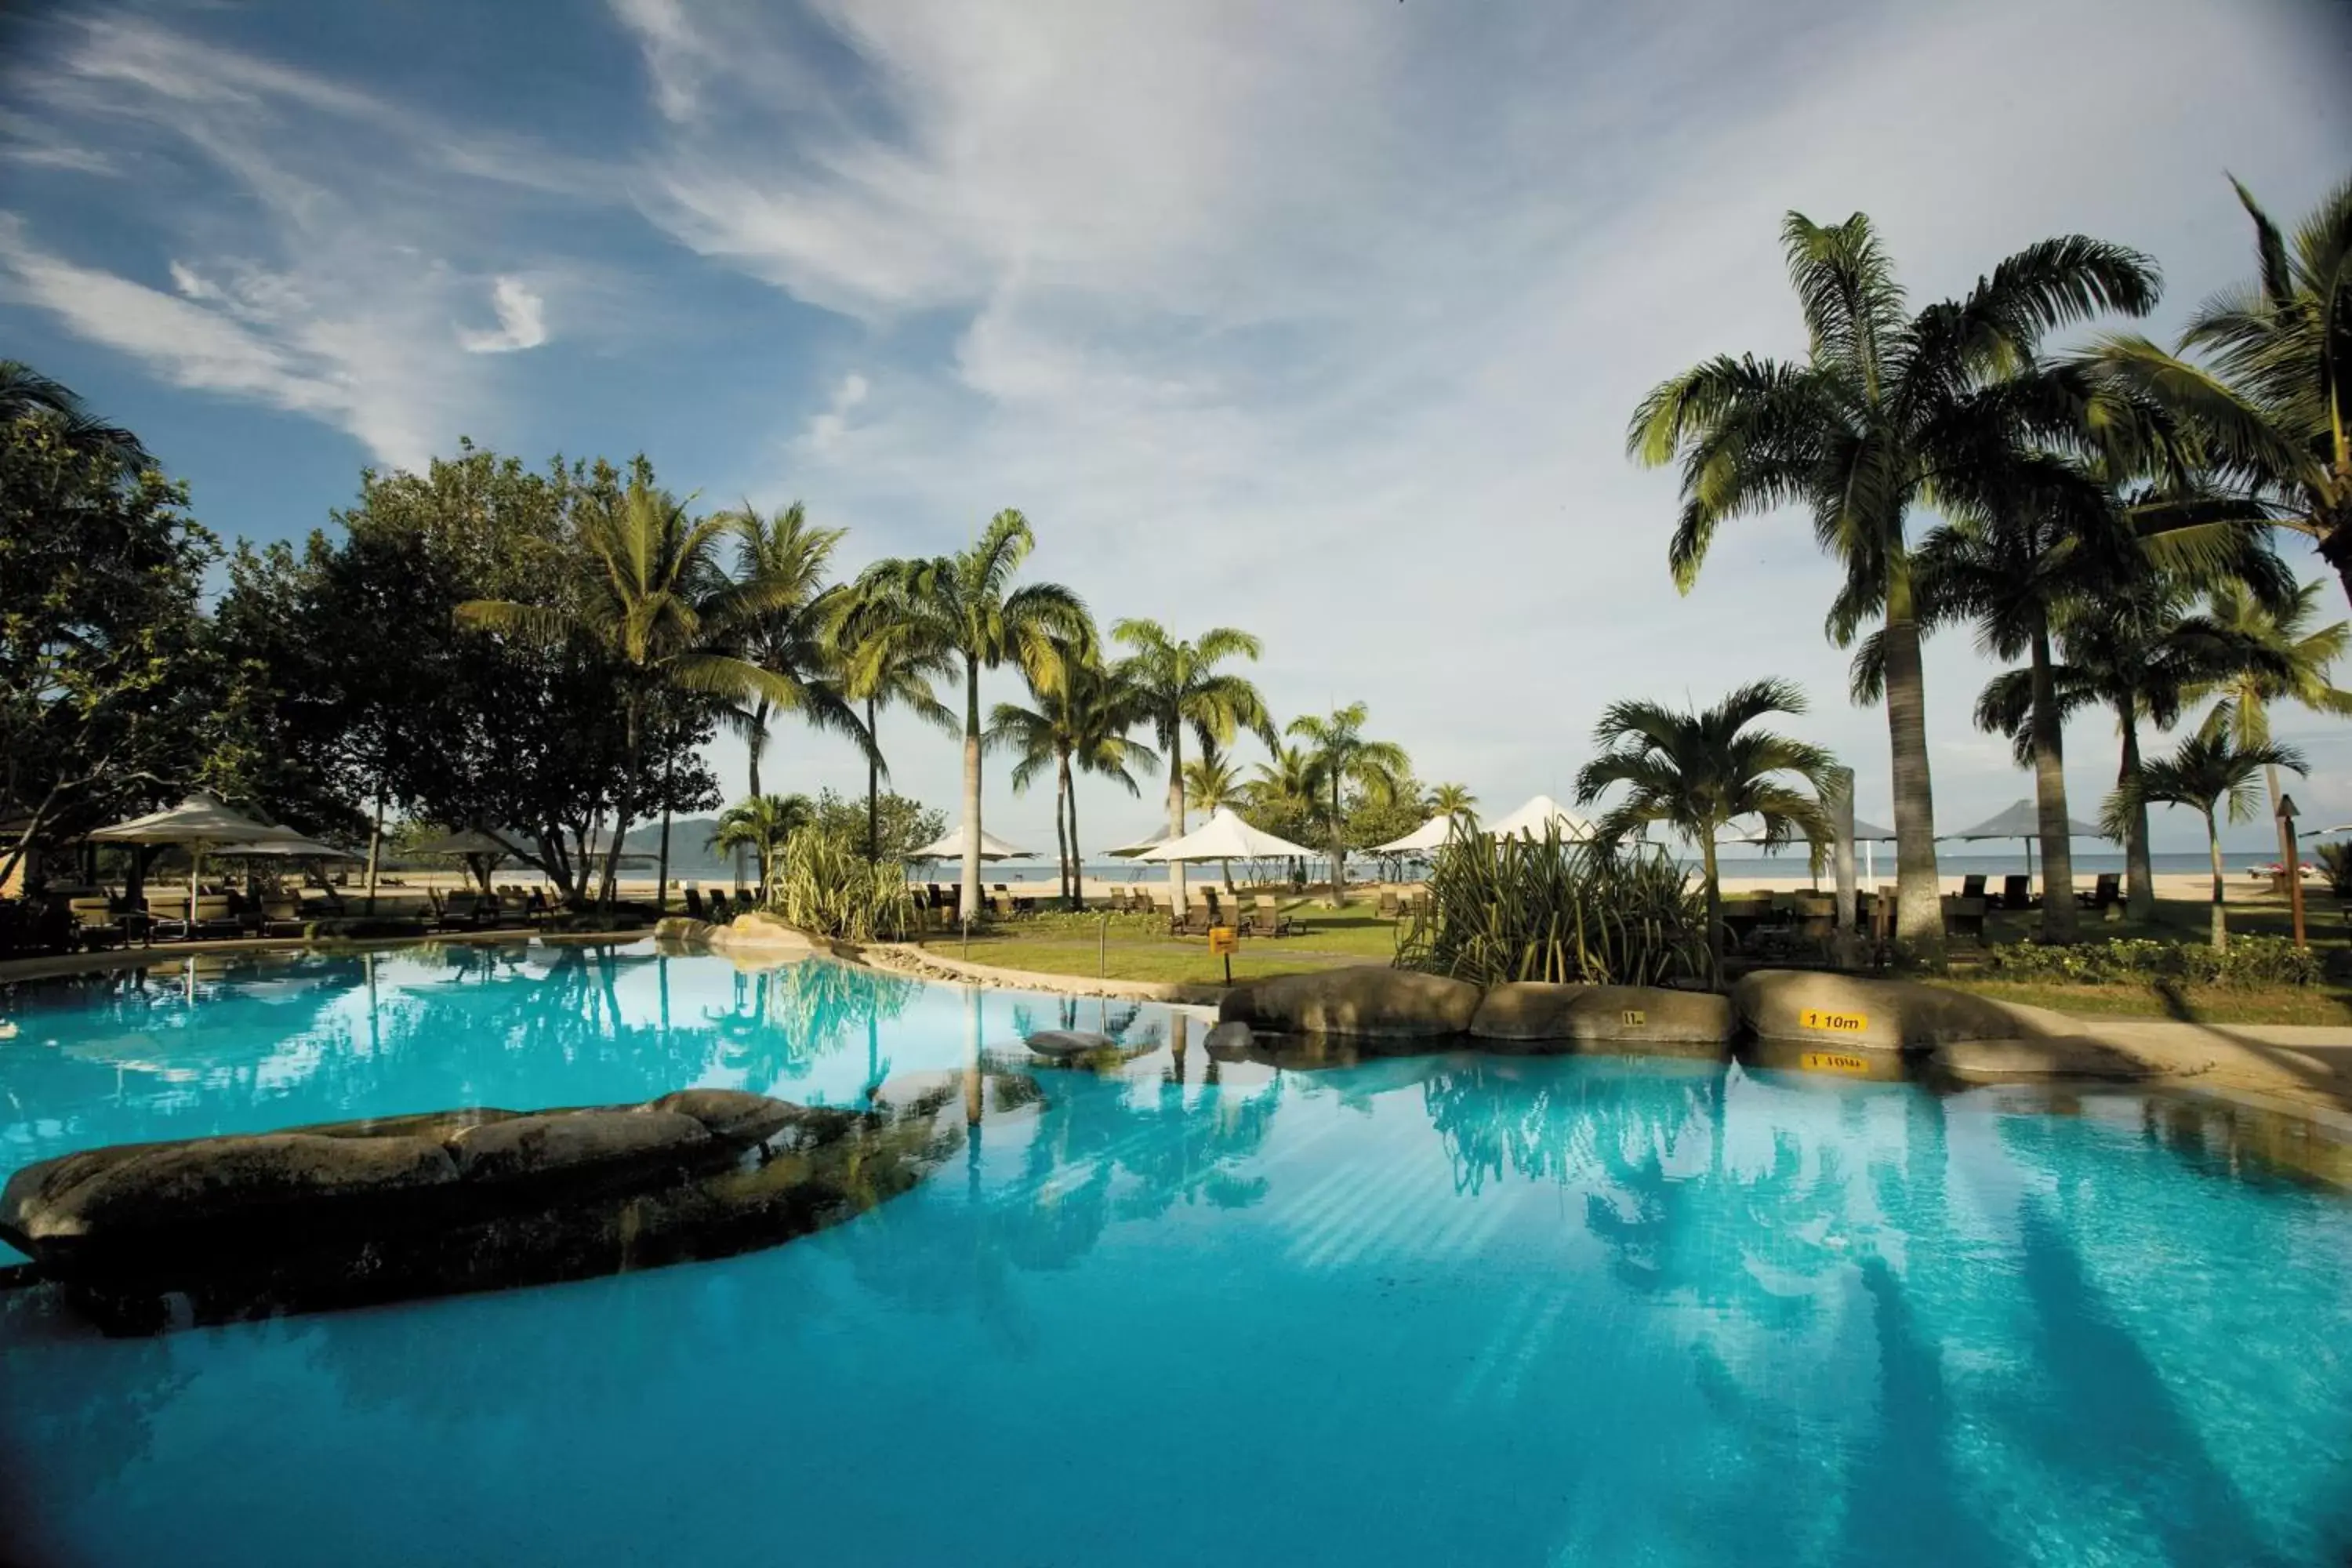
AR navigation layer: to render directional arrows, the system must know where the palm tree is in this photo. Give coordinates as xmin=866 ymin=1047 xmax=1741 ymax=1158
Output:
xmin=2092 ymin=177 xmax=2352 ymax=605
xmin=832 ymin=586 xmax=956 ymax=862
xmin=1629 ymin=212 xmax=2161 ymax=953
xmin=707 ymin=793 xmax=814 ymax=905
xmin=1286 ymin=702 xmax=1410 ymax=907
xmin=1062 ymin=660 xmax=1157 ymax=909
xmin=1243 ymin=743 xmax=1322 ymax=884
xmin=1112 ymin=621 xmax=1274 ymax=915
xmin=1573 ymin=680 xmax=1835 ymax=984
xmin=0 ymin=359 xmax=151 ymax=472
xmin=858 ymin=511 xmax=1090 ymax=920
xmin=2107 ymin=723 xmax=2306 ymax=949
xmin=458 ymin=478 xmax=811 ymax=907
xmin=1427 ymin=782 xmax=1478 ymax=826
xmin=1182 ymin=744 xmax=1243 ymax=891
xmin=723 ymin=502 xmax=873 ymax=798
xmin=2187 ymin=578 xmax=2352 ymax=818
xmin=990 ymin=632 xmax=1146 ymax=909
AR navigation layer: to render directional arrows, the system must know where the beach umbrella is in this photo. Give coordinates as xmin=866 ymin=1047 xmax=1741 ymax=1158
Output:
xmin=1374 ymin=815 xmax=1463 ymax=855
xmin=87 ymin=793 xmax=318 ymax=925
xmin=1137 ymin=808 xmax=1316 ymax=863
xmin=212 ymin=834 xmax=361 ymax=859
xmin=1484 ymin=794 xmax=1595 ymax=840
xmin=1943 ymin=798 xmax=2109 ymax=887
xmin=1105 ymin=826 xmax=1176 ymax=858
xmin=909 ymin=825 xmax=1038 ymax=862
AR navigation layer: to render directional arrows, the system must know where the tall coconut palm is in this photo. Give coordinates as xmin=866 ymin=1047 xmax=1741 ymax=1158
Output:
xmin=1112 ymin=621 xmax=1274 ymax=915
xmin=1574 ymin=680 xmax=1835 ymax=984
xmin=858 ymin=510 xmax=1090 ymax=920
xmin=1062 ymin=661 xmax=1157 ymax=909
xmin=458 ymin=478 xmax=811 ymax=907
xmin=1244 ymin=743 xmax=1322 ymax=884
xmin=990 ymin=632 xmax=1142 ymax=908
xmin=833 ymin=586 xmax=956 ymax=861
xmin=1182 ymin=745 xmax=1244 ymax=891
xmin=1427 ymin=782 xmax=1478 ymax=825
xmin=2092 ymin=176 xmax=2352 ymax=604
xmin=2107 ymin=722 xmax=2306 ymax=949
xmin=1628 ymin=212 xmax=2161 ymax=953
xmin=2186 ymin=578 xmax=2352 ymax=817
xmin=708 ymin=792 xmax=814 ymax=905
xmin=1287 ymin=702 xmax=1410 ymax=907
xmin=723 ymin=502 xmax=873 ymax=799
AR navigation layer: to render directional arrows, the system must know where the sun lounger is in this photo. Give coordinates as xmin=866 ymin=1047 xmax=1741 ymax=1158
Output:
xmin=67 ymin=896 xmax=126 ymax=952
xmin=1248 ymin=896 xmax=1294 ymax=938
xmin=1998 ymin=874 xmax=2033 ymax=910
xmin=1959 ymin=873 xmax=1987 ymax=901
xmin=151 ymin=895 xmax=239 ymax=942
xmin=434 ymin=891 xmax=486 ymax=931
xmin=683 ymin=887 xmax=707 ymax=920
xmin=2076 ymin=872 xmax=2122 ymax=910
xmin=1941 ymin=895 xmax=1987 ymax=944
xmin=1377 ymin=890 xmax=1401 ymax=919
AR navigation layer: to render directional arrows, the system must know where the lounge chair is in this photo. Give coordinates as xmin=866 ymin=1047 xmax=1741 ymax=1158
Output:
xmin=67 ymin=896 xmax=126 ymax=952
xmin=2077 ymin=872 xmax=2122 ymax=911
xmin=1960 ymin=873 xmax=1987 ymax=901
xmin=1248 ymin=895 xmax=1294 ymax=938
xmin=683 ymin=887 xmax=707 ymax=920
xmin=706 ymin=890 xmax=732 ymax=924
xmin=152 ymin=895 xmax=239 ymax=942
xmin=1941 ymin=895 xmax=1987 ymax=944
xmin=258 ymin=895 xmax=306 ymax=938
xmin=1999 ymin=874 xmax=2033 ymax=910
xmin=1377 ymin=890 xmax=1402 ymax=919
xmin=1168 ymin=902 xmax=1213 ymax=938
xmin=434 ymin=891 xmax=485 ymax=931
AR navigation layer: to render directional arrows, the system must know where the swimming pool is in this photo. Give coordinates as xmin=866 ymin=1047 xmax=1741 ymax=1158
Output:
xmin=3 ymin=942 xmax=2349 ymax=1566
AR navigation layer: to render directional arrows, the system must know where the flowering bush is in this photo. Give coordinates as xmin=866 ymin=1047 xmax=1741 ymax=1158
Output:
xmin=1983 ymin=935 xmax=2322 ymax=988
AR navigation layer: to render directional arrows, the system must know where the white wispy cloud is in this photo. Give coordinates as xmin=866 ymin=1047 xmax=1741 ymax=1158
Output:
xmin=0 ymin=14 xmax=571 ymax=469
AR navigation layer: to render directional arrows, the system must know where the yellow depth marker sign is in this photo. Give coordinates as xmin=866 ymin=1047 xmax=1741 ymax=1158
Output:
xmin=1207 ymin=927 xmax=1239 ymax=956
xmin=1799 ymin=1007 xmax=1869 ymax=1034
xmin=1802 ymin=1051 xmax=1871 ymax=1075
xmin=1620 ymin=1009 xmax=1646 ymax=1026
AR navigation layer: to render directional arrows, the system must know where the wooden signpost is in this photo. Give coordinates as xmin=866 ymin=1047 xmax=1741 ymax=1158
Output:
xmin=2278 ymin=791 xmax=2306 ymax=948
xmin=1208 ymin=925 xmax=1239 ymax=982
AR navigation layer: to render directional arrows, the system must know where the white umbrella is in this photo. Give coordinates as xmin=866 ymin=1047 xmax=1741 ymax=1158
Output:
xmin=1138 ymin=808 xmax=1316 ymax=862
xmin=1485 ymin=794 xmax=1595 ymax=840
xmin=909 ymin=825 xmax=1038 ymax=862
xmin=212 ymin=835 xmax=361 ymax=859
xmin=1374 ymin=815 xmax=1461 ymax=855
xmin=1105 ymin=826 xmax=1176 ymax=858
xmin=87 ymin=793 xmax=319 ymax=926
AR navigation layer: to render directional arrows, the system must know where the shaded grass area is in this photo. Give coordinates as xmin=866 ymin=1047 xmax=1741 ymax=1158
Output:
xmin=1928 ymin=976 xmax=2352 ymax=1027
xmin=916 ymin=900 xmax=1399 ymax=985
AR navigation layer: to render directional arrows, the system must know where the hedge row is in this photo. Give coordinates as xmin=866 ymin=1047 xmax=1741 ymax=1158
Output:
xmin=1981 ymin=935 xmax=2323 ymax=988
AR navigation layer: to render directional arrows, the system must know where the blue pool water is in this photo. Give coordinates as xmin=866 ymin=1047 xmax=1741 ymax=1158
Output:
xmin=2 ymin=942 xmax=2350 ymax=1566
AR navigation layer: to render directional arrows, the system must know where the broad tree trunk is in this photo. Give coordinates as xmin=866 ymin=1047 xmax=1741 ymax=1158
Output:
xmin=1880 ymin=597 xmax=1944 ymax=957
xmin=866 ymin=695 xmax=881 ymax=862
xmin=2118 ymin=706 xmax=2155 ymax=922
xmin=1166 ymin=724 xmax=1188 ymax=915
xmin=600 ymin=698 xmax=641 ymax=911
xmin=2204 ymin=809 xmax=2227 ymax=950
xmin=1701 ymin=834 xmax=1724 ymax=987
xmin=2027 ymin=620 xmax=2078 ymax=941
xmin=960 ymin=657 xmax=983 ymax=923
xmin=363 ymin=786 xmax=387 ymax=915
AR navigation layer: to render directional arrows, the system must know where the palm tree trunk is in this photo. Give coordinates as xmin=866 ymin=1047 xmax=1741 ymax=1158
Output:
xmin=1327 ymin=772 xmax=1347 ymax=909
xmin=601 ymin=697 xmax=640 ymax=911
xmin=960 ymin=656 xmax=983 ymax=924
xmin=655 ymin=747 xmax=676 ymax=914
xmin=2118 ymin=704 xmax=2155 ymax=922
xmin=866 ymin=695 xmax=881 ymax=862
xmin=746 ymin=702 xmax=768 ymax=798
xmin=2027 ymin=620 xmax=2078 ymax=940
xmin=1167 ymin=724 xmax=1187 ymax=916
xmin=1052 ymin=746 xmax=1072 ymax=906
xmin=1700 ymin=833 xmax=1724 ymax=986
xmin=1063 ymin=763 xmax=1083 ymax=912
xmin=1881 ymin=597 xmax=1943 ymax=956
xmin=2205 ymin=808 xmax=2227 ymax=950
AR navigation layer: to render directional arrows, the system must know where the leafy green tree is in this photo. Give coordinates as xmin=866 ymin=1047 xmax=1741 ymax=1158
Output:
xmin=2092 ymin=177 xmax=2352 ymax=604
xmin=1241 ymin=742 xmax=1323 ymax=880
xmin=857 ymin=510 xmax=1091 ymax=920
xmin=723 ymin=502 xmax=873 ymax=797
xmin=811 ymin=787 xmax=945 ymax=868
xmin=1062 ymin=655 xmax=1158 ymax=906
xmin=2186 ymin=578 xmax=2352 ymax=816
xmin=708 ymin=793 xmax=815 ymax=903
xmin=459 ymin=477 xmax=808 ymax=906
xmin=1112 ymin=621 xmax=1274 ymax=914
xmin=1287 ymin=702 xmax=1410 ymax=906
xmin=1426 ymin=782 xmax=1478 ymax=825
xmin=1575 ymin=680 xmax=1835 ymax=984
xmin=1629 ymin=212 xmax=2160 ymax=954
xmin=2106 ymin=722 xmax=2305 ymax=949
xmin=0 ymin=390 xmax=215 ymax=890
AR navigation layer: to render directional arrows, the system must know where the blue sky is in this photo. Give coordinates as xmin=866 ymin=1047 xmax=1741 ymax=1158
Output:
xmin=3 ymin=0 xmax=2350 ymax=855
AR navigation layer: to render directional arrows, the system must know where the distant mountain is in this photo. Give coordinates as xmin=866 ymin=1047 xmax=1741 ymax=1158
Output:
xmin=615 ymin=816 xmax=735 ymax=877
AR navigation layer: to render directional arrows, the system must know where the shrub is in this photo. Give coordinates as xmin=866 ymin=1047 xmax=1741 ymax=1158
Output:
xmin=769 ymin=832 xmax=912 ymax=943
xmin=1983 ymin=935 xmax=2322 ymax=988
xmin=2314 ymin=842 xmax=2352 ymax=900
xmin=1395 ymin=825 xmax=1705 ymax=987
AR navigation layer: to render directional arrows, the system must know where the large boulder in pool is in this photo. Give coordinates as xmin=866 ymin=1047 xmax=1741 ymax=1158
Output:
xmin=640 ymin=1088 xmax=798 ymax=1147
xmin=446 ymin=1109 xmax=710 ymax=1181
xmin=1470 ymin=983 xmax=1734 ymax=1049
xmin=0 ymin=1132 xmax=457 ymax=1260
xmin=1733 ymin=968 xmax=2081 ymax=1054
xmin=1218 ymin=966 xmax=1481 ymax=1040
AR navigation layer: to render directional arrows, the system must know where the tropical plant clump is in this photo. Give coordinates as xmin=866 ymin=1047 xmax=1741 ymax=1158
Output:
xmin=1395 ymin=823 xmax=1707 ymax=988
xmin=768 ymin=829 xmax=913 ymax=943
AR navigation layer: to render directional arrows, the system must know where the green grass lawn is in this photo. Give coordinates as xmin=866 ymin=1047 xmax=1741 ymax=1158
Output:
xmin=913 ymin=898 xmax=1402 ymax=985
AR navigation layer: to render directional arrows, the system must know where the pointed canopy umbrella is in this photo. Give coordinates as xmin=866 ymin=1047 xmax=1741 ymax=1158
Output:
xmin=1485 ymin=794 xmax=1595 ymax=840
xmin=211 ymin=834 xmax=361 ymax=860
xmin=1105 ymin=826 xmax=1176 ymax=858
xmin=1374 ymin=815 xmax=1463 ymax=855
xmin=909 ymin=825 xmax=1037 ymax=862
xmin=1944 ymin=798 xmax=2110 ymax=887
xmin=87 ymin=793 xmax=320 ymax=925
xmin=1137 ymin=808 xmax=1316 ymax=863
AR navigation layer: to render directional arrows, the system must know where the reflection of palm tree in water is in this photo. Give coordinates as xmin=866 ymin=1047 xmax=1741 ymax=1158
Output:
xmin=700 ymin=960 xmax=921 ymax=1095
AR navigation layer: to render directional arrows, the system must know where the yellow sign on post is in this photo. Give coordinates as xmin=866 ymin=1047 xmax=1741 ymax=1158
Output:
xmin=1207 ymin=927 xmax=1239 ymax=956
